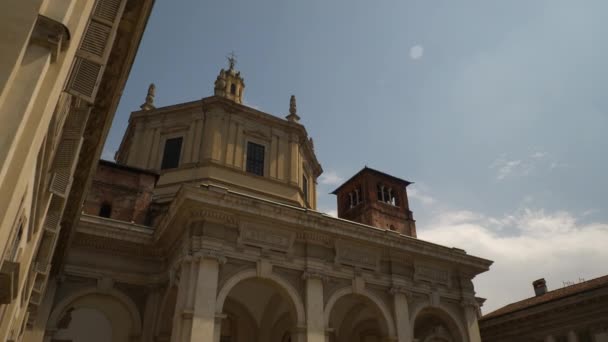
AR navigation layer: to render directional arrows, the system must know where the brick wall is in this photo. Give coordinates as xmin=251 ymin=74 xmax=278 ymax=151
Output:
xmin=334 ymin=168 xmax=417 ymax=237
xmin=82 ymin=161 xmax=157 ymax=225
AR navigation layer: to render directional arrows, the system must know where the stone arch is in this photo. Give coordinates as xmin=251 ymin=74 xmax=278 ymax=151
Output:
xmin=410 ymin=304 xmax=466 ymax=342
xmin=223 ymin=297 xmax=259 ymax=342
xmin=47 ymin=286 xmax=142 ymax=340
xmin=324 ymin=286 xmax=396 ymax=337
xmin=216 ymin=268 xmax=306 ymax=325
xmin=269 ymin=313 xmax=294 ymax=342
xmin=259 ymin=293 xmax=288 ymax=341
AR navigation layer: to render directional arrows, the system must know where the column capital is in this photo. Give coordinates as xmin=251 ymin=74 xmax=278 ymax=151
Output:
xmin=214 ymin=312 xmax=227 ymax=323
xmin=302 ymin=270 xmax=327 ymax=282
xmin=388 ymin=286 xmax=412 ymax=298
xmin=460 ymin=297 xmax=479 ymax=310
xmin=194 ymin=250 xmax=227 ymax=264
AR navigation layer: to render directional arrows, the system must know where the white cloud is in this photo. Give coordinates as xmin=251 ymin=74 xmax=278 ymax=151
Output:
xmin=324 ymin=209 xmax=338 ymax=217
xmin=489 ymin=151 xmax=565 ymax=180
xmin=490 ymin=157 xmax=523 ymax=180
xmin=319 ymin=171 xmax=345 ymax=186
xmin=582 ymin=209 xmax=598 ymax=217
xmin=408 ymin=188 xmax=436 ymax=206
xmin=549 ymin=161 xmax=569 ymax=170
xmin=409 ymin=45 xmax=424 ymax=60
xmin=531 ymin=151 xmax=547 ymax=159
xmin=419 ymin=208 xmax=608 ymax=314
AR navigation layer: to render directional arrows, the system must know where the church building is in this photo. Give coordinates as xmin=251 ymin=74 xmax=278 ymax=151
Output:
xmin=32 ymin=59 xmax=493 ymax=342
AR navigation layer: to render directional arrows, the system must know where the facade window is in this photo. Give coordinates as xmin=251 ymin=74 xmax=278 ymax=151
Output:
xmin=347 ymin=186 xmax=363 ymax=209
xmin=99 ymin=202 xmax=112 ymax=218
xmin=246 ymin=142 xmax=265 ymax=176
xmin=302 ymin=175 xmax=309 ymax=203
xmin=8 ymin=222 xmax=23 ymax=261
xmin=161 ymin=137 xmax=183 ymax=170
xmin=230 ymin=83 xmax=236 ymax=95
xmin=377 ymin=184 xmax=398 ymax=206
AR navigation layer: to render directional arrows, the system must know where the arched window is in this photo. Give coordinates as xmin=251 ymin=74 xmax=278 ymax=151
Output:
xmin=230 ymin=84 xmax=236 ymax=95
xmin=347 ymin=186 xmax=363 ymax=209
xmin=99 ymin=202 xmax=112 ymax=218
xmin=377 ymin=183 xmax=397 ymax=206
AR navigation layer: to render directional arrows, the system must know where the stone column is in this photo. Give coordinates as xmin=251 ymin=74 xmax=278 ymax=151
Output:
xmin=545 ymin=336 xmax=556 ymax=342
xmin=170 ymin=257 xmax=193 ymax=342
xmin=291 ymin=325 xmax=307 ymax=342
xmin=303 ymin=272 xmax=325 ymax=342
xmin=462 ymin=298 xmax=482 ymax=342
xmin=190 ymin=253 xmax=224 ymax=342
xmin=171 ymin=253 xmax=225 ymax=342
xmin=390 ymin=288 xmax=412 ymax=342
xmin=141 ymin=287 xmax=161 ymax=342
xmin=213 ymin=314 xmax=226 ymax=342
xmin=568 ymin=331 xmax=579 ymax=342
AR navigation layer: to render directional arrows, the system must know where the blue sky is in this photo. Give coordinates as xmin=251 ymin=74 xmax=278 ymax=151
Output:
xmin=103 ymin=0 xmax=608 ymax=313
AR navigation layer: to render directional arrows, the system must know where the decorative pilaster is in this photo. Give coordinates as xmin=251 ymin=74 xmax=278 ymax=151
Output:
xmin=213 ymin=313 xmax=227 ymax=342
xmin=190 ymin=253 xmax=224 ymax=342
xmin=303 ymin=271 xmax=325 ymax=342
xmin=291 ymin=325 xmax=307 ymax=342
xmin=288 ymin=135 xmax=299 ymax=185
xmin=389 ymin=287 xmax=413 ymax=342
xmin=171 ymin=252 xmax=225 ymax=342
xmin=461 ymin=298 xmax=482 ymax=342
xmin=141 ymin=286 xmax=161 ymax=342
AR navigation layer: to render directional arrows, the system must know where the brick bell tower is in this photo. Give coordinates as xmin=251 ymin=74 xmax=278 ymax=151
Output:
xmin=331 ymin=167 xmax=417 ymax=237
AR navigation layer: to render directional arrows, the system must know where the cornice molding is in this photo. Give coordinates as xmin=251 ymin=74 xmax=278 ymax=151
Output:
xmin=164 ymin=185 xmax=492 ymax=273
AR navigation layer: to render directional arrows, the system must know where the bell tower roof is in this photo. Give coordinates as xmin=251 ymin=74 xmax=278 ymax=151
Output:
xmin=214 ymin=52 xmax=245 ymax=104
xmin=332 ymin=167 xmax=417 ymax=237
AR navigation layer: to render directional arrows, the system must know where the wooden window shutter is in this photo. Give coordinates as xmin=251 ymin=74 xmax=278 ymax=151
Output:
xmin=66 ymin=0 xmax=127 ymax=102
xmin=42 ymin=196 xmax=64 ymax=234
xmin=48 ymin=106 xmax=91 ymax=197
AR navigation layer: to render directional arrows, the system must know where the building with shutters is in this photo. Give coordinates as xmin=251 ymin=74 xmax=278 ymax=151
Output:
xmin=479 ymin=277 xmax=608 ymax=342
xmin=30 ymin=60 xmax=494 ymax=342
xmin=0 ymin=0 xmax=154 ymax=340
